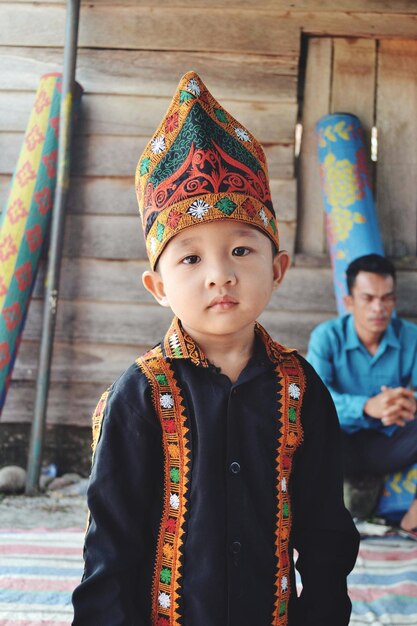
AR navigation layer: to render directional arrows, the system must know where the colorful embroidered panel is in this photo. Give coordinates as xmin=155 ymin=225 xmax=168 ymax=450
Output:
xmin=163 ymin=316 xmax=210 ymax=369
xmin=137 ymin=347 xmax=191 ymax=626
xmin=91 ymin=388 xmax=110 ymax=459
xmin=271 ymin=350 xmax=305 ymax=625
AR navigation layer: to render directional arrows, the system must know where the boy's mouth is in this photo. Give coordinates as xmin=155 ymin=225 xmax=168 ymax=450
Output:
xmin=208 ymin=295 xmax=238 ymax=309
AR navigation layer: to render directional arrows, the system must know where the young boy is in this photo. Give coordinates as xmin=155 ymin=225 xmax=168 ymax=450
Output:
xmin=72 ymin=71 xmax=359 ymax=626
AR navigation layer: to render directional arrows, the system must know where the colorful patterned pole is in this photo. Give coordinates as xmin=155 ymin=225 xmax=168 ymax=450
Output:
xmin=316 ymin=113 xmax=384 ymax=315
xmin=0 ymin=73 xmax=82 ymax=415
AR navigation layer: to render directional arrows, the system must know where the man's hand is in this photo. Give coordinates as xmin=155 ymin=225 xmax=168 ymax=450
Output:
xmin=364 ymin=386 xmax=417 ymax=427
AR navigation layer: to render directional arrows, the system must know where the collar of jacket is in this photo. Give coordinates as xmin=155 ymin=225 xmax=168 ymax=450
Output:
xmin=161 ymin=316 xmax=296 ymax=368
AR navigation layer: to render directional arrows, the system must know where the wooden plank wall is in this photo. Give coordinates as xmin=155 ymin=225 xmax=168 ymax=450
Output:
xmin=1 ymin=1 xmax=417 ymax=439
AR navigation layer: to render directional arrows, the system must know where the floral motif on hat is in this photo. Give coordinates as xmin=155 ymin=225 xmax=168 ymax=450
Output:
xmin=187 ymin=199 xmax=211 ymax=219
xmin=234 ymin=127 xmax=251 ymax=142
xmin=186 ymin=77 xmax=201 ymax=96
xmin=151 ymin=135 xmax=166 ymax=154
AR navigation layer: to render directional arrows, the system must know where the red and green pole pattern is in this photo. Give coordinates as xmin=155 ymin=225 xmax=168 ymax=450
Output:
xmin=0 ymin=73 xmax=82 ymax=414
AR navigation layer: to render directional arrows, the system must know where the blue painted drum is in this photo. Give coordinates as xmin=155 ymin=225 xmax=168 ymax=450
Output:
xmin=316 ymin=113 xmax=383 ymax=315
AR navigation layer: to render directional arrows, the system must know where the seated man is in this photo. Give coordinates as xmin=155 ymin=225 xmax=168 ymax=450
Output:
xmin=307 ymin=254 xmax=417 ymax=532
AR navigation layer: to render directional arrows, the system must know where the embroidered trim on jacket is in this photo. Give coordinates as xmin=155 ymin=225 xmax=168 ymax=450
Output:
xmin=91 ymin=388 xmax=110 ymax=459
xmin=272 ymin=351 xmax=305 ymax=625
xmin=163 ymin=317 xmax=209 ymax=368
xmin=138 ymin=346 xmax=191 ymax=626
xmin=136 ymin=318 xmax=305 ymax=626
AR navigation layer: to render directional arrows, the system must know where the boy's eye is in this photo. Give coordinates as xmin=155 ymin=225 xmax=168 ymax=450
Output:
xmin=232 ymin=247 xmax=249 ymax=257
xmin=182 ymin=255 xmax=200 ymax=265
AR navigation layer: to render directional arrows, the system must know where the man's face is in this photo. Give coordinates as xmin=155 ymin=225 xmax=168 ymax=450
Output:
xmin=142 ymin=220 xmax=289 ymax=346
xmin=344 ymin=271 xmax=396 ymax=338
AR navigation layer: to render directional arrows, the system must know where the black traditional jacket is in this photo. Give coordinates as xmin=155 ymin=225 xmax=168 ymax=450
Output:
xmin=72 ymin=318 xmax=359 ymax=626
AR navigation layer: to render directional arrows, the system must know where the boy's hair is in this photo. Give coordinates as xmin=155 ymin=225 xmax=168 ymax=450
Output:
xmin=135 ymin=71 xmax=279 ymax=270
xmin=346 ymin=253 xmax=396 ymax=294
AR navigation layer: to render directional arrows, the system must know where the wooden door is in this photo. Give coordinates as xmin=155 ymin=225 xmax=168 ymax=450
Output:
xmin=297 ymin=37 xmax=417 ymax=261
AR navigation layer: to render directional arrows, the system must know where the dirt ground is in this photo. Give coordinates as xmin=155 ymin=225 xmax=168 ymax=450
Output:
xmin=0 ymin=492 xmax=88 ymax=529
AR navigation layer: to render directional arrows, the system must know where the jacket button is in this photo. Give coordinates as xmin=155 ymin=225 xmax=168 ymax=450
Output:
xmin=229 ymin=461 xmax=241 ymax=475
xmin=231 ymin=541 xmax=241 ymax=554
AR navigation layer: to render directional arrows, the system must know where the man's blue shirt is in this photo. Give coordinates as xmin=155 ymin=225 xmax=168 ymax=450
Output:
xmin=306 ymin=314 xmax=417 ymax=436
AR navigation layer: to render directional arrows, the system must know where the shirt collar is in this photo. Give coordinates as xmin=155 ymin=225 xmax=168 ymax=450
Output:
xmin=345 ymin=314 xmax=401 ymax=351
xmin=162 ymin=317 xmax=210 ymax=368
xmin=379 ymin=319 xmax=401 ymax=350
xmin=162 ymin=317 xmax=296 ymax=368
xmin=345 ymin=315 xmax=362 ymax=351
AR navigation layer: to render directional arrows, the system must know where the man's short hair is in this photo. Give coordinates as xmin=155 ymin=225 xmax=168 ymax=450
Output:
xmin=346 ymin=254 xmax=396 ymax=294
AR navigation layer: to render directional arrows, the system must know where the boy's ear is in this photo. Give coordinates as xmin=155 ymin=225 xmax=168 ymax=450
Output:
xmin=142 ymin=270 xmax=170 ymax=307
xmin=272 ymin=250 xmax=291 ymax=289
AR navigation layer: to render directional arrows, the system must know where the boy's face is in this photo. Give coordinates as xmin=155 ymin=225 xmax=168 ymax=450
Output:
xmin=143 ymin=220 xmax=289 ymax=344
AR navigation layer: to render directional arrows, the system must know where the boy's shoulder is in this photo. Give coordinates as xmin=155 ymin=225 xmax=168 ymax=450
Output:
xmin=91 ymin=346 xmax=165 ymax=454
xmin=102 ymin=341 xmax=166 ymax=416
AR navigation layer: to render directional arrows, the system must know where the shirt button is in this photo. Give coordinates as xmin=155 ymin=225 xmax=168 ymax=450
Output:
xmin=230 ymin=541 xmax=242 ymax=554
xmin=229 ymin=461 xmax=241 ymax=475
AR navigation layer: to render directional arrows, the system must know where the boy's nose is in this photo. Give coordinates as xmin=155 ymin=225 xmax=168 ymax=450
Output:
xmin=205 ymin=263 xmax=237 ymax=288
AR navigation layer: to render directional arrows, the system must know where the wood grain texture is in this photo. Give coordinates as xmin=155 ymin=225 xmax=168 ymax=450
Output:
xmin=62 ymin=214 xmax=297 ymax=261
xmin=67 ymin=176 xmax=297 ymax=220
xmin=25 ymin=270 xmax=417 ymax=347
xmin=331 ymin=38 xmax=376 ymax=138
xmin=278 ymin=222 xmax=296 ymax=258
xmin=331 ymin=38 xmax=377 ymax=192
xmin=1 ymin=5 xmax=416 ymax=51
xmin=0 ymin=91 xmax=297 ymax=142
xmin=376 ymin=40 xmax=417 ymax=258
xmin=6 ymin=264 xmax=417 ymax=427
xmin=0 ymin=47 xmax=298 ymax=99
xmin=30 ymin=261 xmax=417 ymax=316
xmin=19 ymin=299 xmax=336 ymax=351
xmin=62 ymin=215 xmax=146 ymax=260
xmin=297 ymin=37 xmax=332 ymax=255
xmin=0 ymin=133 xmax=295 ymax=179
xmin=2 ymin=380 xmax=108 ymax=425
xmin=2 ymin=174 xmax=296 ymax=227
xmin=32 ymin=262 xmax=337 ymax=309
xmin=9 ymin=304 xmax=417 ymax=425
xmin=0 ymin=4 xmax=300 ymax=55
xmin=13 ymin=340 xmax=146 ymax=384
xmin=67 ymin=176 xmax=137 ymax=216
xmin=4 ymin=0 xmax=417 ymax=11
xmin=300 ymin=11 xmax=417 ymax=38
xmin=2 ymin=0 xmax=417 ymax=431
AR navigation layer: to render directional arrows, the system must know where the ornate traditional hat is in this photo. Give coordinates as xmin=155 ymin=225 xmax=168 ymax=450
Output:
xmin=135 ymin=71 xmax=279 ymax=269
